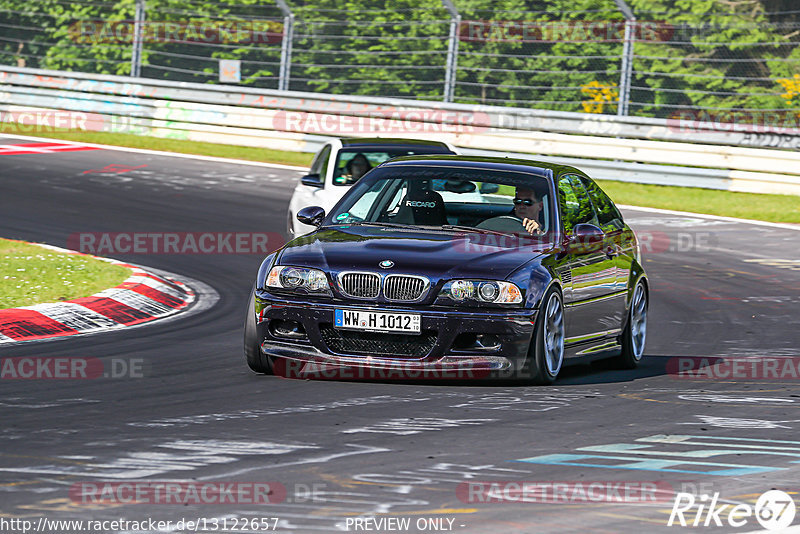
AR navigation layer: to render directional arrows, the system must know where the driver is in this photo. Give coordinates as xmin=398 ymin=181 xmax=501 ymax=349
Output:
xmin=344 ymin=153 xmax=372 ymax=183
xmin=513 ymin=188 xmax=544 ymax=235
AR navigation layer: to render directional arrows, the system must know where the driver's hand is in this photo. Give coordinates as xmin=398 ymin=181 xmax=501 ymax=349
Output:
xmin=523 ymin=218 xmax=542 ymax=235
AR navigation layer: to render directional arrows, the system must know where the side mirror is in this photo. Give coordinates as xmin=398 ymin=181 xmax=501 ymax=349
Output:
xmin=297 ymin=206 xmax=326 ymax=227
xmin=479 ymin=182 xmax=499 ymax=194
xmin=567 ymin=223 xmax=605 ymax=253
xmin=301 ymin=173 xmax=323 ymax=188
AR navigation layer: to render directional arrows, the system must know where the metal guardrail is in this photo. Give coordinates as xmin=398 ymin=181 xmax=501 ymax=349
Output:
xmin=2 ymin=66 xmax=800 ymax=195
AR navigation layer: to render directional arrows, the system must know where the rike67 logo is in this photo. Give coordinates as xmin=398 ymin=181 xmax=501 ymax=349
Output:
xmin=668 ymin=490 xmax=796 ymax=530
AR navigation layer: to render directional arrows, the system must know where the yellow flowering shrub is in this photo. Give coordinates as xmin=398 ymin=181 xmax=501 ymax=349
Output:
xmin=581 ymin=81 xmax=619 ymax=113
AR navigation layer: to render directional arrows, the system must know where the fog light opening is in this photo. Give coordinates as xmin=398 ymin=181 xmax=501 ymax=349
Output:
xmin=270 ymin=319 xmax=307 ymax=340
xmin=452 ymin=333 xmax=501 ymax=352
xmin=475 ymin=334 xmax=500 ymax=350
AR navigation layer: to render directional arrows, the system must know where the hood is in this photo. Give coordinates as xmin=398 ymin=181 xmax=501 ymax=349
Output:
xmin=277 ymin=225 xmax=546 ymax=281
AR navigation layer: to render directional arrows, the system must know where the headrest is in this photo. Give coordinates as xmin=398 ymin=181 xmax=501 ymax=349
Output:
xmin=404 ymin=189 xmax=442 ymax=210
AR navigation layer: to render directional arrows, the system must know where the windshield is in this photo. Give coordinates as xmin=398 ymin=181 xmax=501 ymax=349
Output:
xmin=328 ymin=164 xmax=556 ymax=244
xmin=332 ymin=147 xmax=451 ymax=185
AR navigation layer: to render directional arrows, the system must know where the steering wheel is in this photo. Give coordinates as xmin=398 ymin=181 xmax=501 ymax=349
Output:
xmin=476 ymin=215 xmax=527 ymax=233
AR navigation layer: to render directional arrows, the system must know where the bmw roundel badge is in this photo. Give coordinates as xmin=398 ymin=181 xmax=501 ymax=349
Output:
xmin=379 ymin=260 xmax=394 ymax=269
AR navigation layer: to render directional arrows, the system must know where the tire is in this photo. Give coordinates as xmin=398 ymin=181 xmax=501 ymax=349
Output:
xmin=524 ymin=286 xmax=565 ymax=385
xmin=617 ymin=279 xmax=648 ymax=369
xmin=244 ymin=286 xmax=273 ymax=374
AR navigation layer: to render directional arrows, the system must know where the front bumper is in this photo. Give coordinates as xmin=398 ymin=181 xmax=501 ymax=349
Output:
xmin=254 ymin=289 xmax=537 ymax=379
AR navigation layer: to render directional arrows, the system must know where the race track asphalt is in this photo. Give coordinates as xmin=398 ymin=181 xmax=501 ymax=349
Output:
xmin=1 ymin=137 xmax=799 ymax=533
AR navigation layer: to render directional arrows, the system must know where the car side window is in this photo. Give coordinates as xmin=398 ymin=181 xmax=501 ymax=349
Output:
xmin=558 ymin=174 xmax=596 ymax=234
xmin=308 ymin=145 xmax=332 ymax=183
xmin=578 ymin=176 xmax=624 ymax=232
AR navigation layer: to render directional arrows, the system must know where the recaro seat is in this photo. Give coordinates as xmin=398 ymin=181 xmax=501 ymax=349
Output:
xmin=393 ymin=180 xmax=448 ymax=226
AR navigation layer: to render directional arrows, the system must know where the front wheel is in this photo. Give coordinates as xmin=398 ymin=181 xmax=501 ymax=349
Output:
xmin=244 ymin=287 xmax=272 ymax=374
xmin=617 ymin=280 xmax=648 ymax=369
xmin=524 ymin=287 xmax=565 ymax=385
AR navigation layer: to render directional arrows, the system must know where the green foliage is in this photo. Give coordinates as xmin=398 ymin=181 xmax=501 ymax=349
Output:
xmin=456 ymin=0 xmax=625 ymax=109
xmin=290 ymin=0 xmax=450 ymax=98
xmin=1 ymin=0 xmax=798 ymax=117
xmin=628 ymin=0 xmax=796 ymax=115
xmin=0 ymin=0 xmax=284 ymax=82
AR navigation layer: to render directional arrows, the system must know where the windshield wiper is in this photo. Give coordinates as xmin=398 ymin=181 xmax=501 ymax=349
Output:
xmin=437 ymin=224 xmax=515 ymax=237
xmin=336 ymin=221 xmax=519 ymax=238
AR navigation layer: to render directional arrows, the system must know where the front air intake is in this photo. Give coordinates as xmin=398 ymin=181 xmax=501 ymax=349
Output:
xmin=384 ymin=275 xmax=429 ymax=301
xmin=338 ymin=272 xmax=381 ymax=299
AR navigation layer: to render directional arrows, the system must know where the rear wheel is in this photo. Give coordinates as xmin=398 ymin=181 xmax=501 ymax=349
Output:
xmin=244 ymin=287 xmax=272 ymax=374
xmin=617 ymin=280 xmax=648 ymax=369
xmin=524 ymin=286 xmax=564 ymax=385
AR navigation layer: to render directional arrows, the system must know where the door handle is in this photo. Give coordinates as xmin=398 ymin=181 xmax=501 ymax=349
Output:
xmin=605 ymin=246 xmax=618 ymax=258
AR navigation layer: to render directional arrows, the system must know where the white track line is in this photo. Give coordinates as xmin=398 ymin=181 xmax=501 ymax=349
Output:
xmin=0 ymin=132 xmax=309 ymax=171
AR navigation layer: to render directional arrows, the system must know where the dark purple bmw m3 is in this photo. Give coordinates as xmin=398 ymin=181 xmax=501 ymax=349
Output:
xmin=245 ymin=155 xmax=648 ymax=383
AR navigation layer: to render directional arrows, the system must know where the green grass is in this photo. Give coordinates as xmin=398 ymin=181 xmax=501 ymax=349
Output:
xmin=596 ymin=180 xmax=800 ymax=224
xmin=0 ymin=239 xmax=132 ymax=309
xmin=2 ymin=125 xmax=797 ymax=222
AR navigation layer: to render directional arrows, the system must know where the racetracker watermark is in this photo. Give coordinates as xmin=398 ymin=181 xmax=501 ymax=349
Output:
xmin=274 ymin=359 xmax=491 ymax=380
xmin=667 ymin=110 xmax=800 ymax=135
xmin=67 ymin=232 xmax=284 ymax=255
xmin=0 ymin=357 xmax=146 ymax=380
xmin=456 ymin=481 xmax=675 ymax=503
xmin=454 ymin=232 xmax=547 ymax=254
xmin=667 ymin=357 xmax=800 ymax=380
xmin=637 ymin=231 xmax=718 ymax=254
xmin=1 ymin=518 xmax=280 ymax=534
xmin=452 ymin=231 xmax=716 ymax=255
xmin=68 ymin=20 xmax=283 ymax=44
xmin=0 ymin=110 xmax=147 ymax=134
xmin=69 ymin=482 xmax=292 ymax=505
xmin=668 ymin=489 xmax=796 ymax=530
xmin=272 ymin=110 xmax=490 ymax=135
xmin=459 ymin=20 xmax=673 ymax=42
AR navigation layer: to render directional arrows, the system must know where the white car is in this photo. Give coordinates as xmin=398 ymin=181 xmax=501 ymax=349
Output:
xmin=287 ymin=138 xmax=456 ymax=237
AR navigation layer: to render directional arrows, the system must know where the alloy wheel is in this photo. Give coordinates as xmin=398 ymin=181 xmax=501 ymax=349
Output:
xmin=543 ymin=292 xmax=565 ymax=376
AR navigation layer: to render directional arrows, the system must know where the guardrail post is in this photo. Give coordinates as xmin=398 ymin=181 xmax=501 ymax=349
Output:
xmin=275 ymin=0 xmax=294 ymax=92
xmin=130 ymin=0 xmax=145 ymax=78
xmin=442 ymin=0 xmax=460 ymax=103
xmin=613 ymin=0 xmax=635 ymax=116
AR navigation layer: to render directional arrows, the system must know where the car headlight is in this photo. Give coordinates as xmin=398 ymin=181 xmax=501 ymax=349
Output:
xmin=265 ymin=266 xmax=331 ymax=295
xmin=438 ymin=280 xmax=522 ymax=305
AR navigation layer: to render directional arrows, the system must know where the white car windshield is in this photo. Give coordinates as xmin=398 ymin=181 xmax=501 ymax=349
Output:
xmin=332 ymin=147 xmax=451 ymax=185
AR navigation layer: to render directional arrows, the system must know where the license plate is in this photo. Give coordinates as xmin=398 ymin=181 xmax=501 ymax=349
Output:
xmin=334 ymin=309 xmax=421 ymax=334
